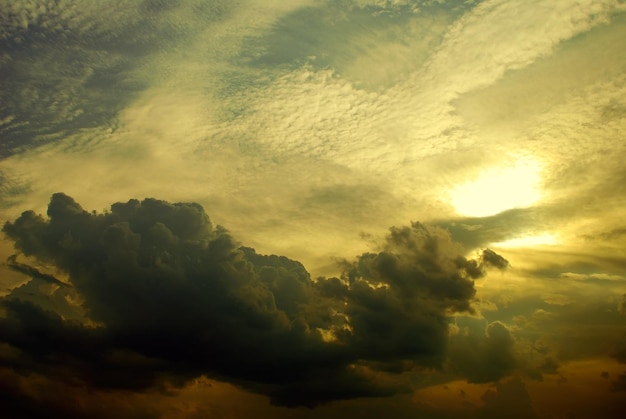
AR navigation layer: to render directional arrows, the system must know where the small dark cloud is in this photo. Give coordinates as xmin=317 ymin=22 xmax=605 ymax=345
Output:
xmin=432 ymin=207 xmax=541 ymax=250
xmin=480 ymin=249 xmax=509 ymax=270
xmin=447 ymin=321 xmax=517 ymax=383
xmin=538 ymin=357 xmax=560 ymax=375
xmin=1 ymin=193 xmax=508 ymax=408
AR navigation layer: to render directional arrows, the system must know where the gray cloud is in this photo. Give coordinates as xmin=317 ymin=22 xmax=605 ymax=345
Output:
xmin=237 ymin=0 xmax=475 ymax=90
xmin=1 ymin=193 xmax=507 ymax=407
xmin=447 ymin=321 xmax=516 ymax=383
xmin=432 ymin=207 xmax=544 ymax=250
xmin=0 ymin=0 xmax=235 ymax=158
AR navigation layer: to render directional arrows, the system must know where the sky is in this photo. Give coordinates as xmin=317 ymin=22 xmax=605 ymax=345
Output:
xmin=0 ymin=0 xmax=625 ymax=417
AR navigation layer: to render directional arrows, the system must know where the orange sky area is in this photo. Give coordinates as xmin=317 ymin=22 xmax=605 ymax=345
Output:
xmin=2 ymin=357 xmax=624 ymax=418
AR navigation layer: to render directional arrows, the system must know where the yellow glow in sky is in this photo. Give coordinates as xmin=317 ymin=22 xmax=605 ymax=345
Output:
xmin=492 ymin=232 xmax=559 ymax=248
xmin=450 ymin=159 xmax=542 ymax=217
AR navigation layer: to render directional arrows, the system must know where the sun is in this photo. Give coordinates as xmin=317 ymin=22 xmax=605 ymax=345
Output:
xmin=449 ymin=158 xmax=542 ymax=218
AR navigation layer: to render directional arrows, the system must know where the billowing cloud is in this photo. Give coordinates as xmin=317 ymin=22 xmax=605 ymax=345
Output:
xmin=1 ymin=193 xmax=507 ymax=407
xmin=1 ymin=1 xmax=625 ymax=417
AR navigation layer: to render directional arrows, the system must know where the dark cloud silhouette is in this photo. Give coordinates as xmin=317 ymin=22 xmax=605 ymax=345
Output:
xmin=480 ymin=248 xmax=509 ymax=270
xmin=447 ymin=321 xmax=517 ymax=383
xmin=1 ymin=193 xmax=507 ymax=407
xmin=431 ymin=207 xmax=540 ymax=250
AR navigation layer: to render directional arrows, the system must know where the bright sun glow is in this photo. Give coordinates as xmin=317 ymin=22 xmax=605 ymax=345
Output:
xmin=492 ymin=232 xmax=559 ymax=248
xmin=450 ymin=158 xmax=542 ymax=217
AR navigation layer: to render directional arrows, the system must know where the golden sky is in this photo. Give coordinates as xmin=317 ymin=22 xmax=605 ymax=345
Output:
xmin=0 ymin=0 xmax=625 ymax=417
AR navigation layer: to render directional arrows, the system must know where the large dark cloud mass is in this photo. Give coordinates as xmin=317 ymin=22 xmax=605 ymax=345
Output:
xmin=1 ymin=193 xmax=506 ymax=407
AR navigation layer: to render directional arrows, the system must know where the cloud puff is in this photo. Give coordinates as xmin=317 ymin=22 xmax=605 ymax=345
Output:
xmin=1 ymin=193 xmax=507 ymax=407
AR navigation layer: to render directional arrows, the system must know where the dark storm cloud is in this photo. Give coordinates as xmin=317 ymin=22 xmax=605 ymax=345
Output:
xmin=317 ymin=223 xmax=485 ymax=368
xmin=1 ymin=193 xmax=508 ymax=407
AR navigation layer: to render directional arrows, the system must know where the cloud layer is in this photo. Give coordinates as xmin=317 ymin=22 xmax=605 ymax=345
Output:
xmin=1 ymin=1 xmax=625 ymax=417
xmin=1 ymin=193 xmax=508 ymax=408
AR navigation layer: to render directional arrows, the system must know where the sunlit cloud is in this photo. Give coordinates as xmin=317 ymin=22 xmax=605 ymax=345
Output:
xmin=449 ymin=157 xmax=543 ymax=217
xmin=491 ymin=232 xmax=558 ymax=248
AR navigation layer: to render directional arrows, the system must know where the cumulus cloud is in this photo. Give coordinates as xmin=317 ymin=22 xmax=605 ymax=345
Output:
xmin=1 ymin=193 xmax=508 ymax=407
xmin=1 ymin=2 xmax=623 ymax=415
